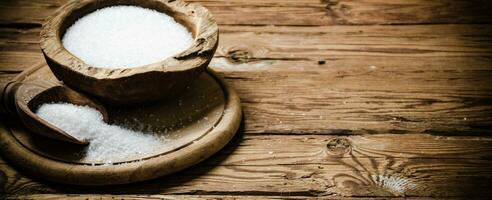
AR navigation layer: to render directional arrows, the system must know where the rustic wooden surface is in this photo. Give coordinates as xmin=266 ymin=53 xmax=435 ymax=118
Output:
xmin=1 ymin=0 xmax=492 ymax=199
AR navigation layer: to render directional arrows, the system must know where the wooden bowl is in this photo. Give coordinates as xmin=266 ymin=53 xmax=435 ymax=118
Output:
xmin=40 ymin=0 xmax=218 ymax=106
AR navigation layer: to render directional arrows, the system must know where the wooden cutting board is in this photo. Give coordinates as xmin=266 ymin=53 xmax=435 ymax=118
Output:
xmin=0 ymin=62 xmax=242 ymax=185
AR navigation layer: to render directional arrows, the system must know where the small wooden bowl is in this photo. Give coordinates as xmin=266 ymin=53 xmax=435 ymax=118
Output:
xmin=40 ymin=0 xmax=218 ymax=106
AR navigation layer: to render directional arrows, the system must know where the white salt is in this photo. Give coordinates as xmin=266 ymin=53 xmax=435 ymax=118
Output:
xmin=62 ymin=5 xmax=193 ymax=68
xmin=36 ymin=103 xmax=166 ymax=164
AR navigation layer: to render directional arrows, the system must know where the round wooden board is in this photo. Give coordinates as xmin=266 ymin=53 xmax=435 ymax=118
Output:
xmin=0 ymin=62 xmax=242 ymax=185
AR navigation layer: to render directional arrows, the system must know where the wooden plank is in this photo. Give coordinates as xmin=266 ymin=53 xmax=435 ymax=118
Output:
xmin=0 ymin=194 xmax=477 ymax=200
xmin=192 ymin=0 xmax=492 ymax=25
xmin=0 ymin=0 xmax=65 ymax=26
xmin=223 ymin=70 xmax=492 ymax=135
xmin=216 ymin=24 xmax=492 ymax=59
xmin=0 ymin=28 xmax=41 ymax=72
xmin=0 ymin=52 xmax=43 ymax=72
xmin=188 ymin=0 xmax=332 ymax=26
xmin=1 ymin=25 xmax=492 ymax=135
xmin=0 ymin=73 xmax=17 ymax=84
xmin=326 ymin=0 xmax=492 ymax=25
xmin=213 ymin=24 xmax=492 ymax=134
xmin=1 ymin=132 xmax=491 ymax=197
xmin=0 ymin=0 xmax=332 ymax=26
xmin=1 ymin=0 xmax=492 ymax=26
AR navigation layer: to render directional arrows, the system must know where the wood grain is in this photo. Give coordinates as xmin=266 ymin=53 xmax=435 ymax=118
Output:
xmin=216 ymin=24 xmax=492 ymax=59
xmin=1 ymin=0 xmax=492 ymax=26
xmin=325 ymin=0 xmax=492 ymax=25
xmin=0 ymin=194 xmax=481 ymax=200
xmin=223 ymin=70 xmax=492 ymax=135
xmin=213 ymin=25 xmax=492 ymax=135
xmin=1 ymin=0 xmax=492 ymax=198
xmin=1 ymin=133 xmax=491 ymax=197
xmin=0 ymin=73 xmax=16 ymax=84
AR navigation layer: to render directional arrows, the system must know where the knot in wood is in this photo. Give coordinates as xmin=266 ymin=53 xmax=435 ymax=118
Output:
xmin=326 ymin=138 xmax=351 ymax=155
xmin=227 ymin=49 xmax=251 ymax=64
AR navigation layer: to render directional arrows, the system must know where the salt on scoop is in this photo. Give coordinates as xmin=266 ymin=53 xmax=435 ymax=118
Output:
xmin=62 ymin=5 xmax=194 ymax=69
xmin=36 ymin=103 xmax=166 ymax=164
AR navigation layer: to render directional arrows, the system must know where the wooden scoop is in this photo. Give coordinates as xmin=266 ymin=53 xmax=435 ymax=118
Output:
xmin=0 ymin=80 xmax=108 ymax=145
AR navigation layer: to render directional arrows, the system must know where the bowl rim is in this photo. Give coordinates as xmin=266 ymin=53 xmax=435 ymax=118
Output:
xmin=40 ymin=0 xmax=218 ymax=80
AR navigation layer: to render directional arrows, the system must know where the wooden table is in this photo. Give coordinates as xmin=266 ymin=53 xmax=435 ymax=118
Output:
xmin=1 ymin=0 xmax=492 ymax=199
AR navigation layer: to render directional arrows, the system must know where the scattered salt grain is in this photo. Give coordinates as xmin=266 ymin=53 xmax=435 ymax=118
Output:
xmin=62 ymin=5 xmax=193 ymax=68
xmin=36 ymin=103 xmax=166 ymax=164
